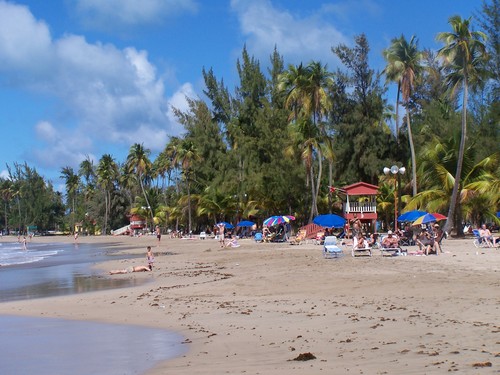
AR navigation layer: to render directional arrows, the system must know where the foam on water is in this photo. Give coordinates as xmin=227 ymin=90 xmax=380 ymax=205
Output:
xmin=0 ymin=241 xmax=60 ymax=266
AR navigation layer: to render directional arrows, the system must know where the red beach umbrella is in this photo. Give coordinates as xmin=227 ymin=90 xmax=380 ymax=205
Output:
xmin=431 ymin=213 xmax=447 ymax=221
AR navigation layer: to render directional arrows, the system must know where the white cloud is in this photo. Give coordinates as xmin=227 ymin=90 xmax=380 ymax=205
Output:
xmin=166 ymin=82 xmax=197 ymax=124
xmin=33 ymin=120 xmax=93 ymax=168
xmin=230 ymin=0 xmax=349 ymax=65
xmin=0 ymin=1 xmax=195 ymax=170
xmin=0 ymin=170 xmax=9 ymax=179
xmin=0 ymin=1 xmax=52 ymax=75
xmin=75 ymin=0 xmax=198 ymax=29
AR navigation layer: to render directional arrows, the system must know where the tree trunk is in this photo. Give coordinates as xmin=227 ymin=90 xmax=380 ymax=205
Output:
xmin=103 ymin=190 xmax=108 ymax=235
xmin=444 ymin=79 xmax=468 ymax=236
xmin=314 ymin=149 xmax=322 ymax=217
xmin=328 ymin=162 xmax=333 ymax=213
xmin=187 ymin=178 xmax=192 ymax=235
xmin=139 ymin=173 xmax=154 ymax=232
xmin=308 ymin=164 xmax=316 ymax=223
xmin=406 ymin=110 xmax=417 ymax=196
xmin=396 ymin=82 xmax=401 ymax=147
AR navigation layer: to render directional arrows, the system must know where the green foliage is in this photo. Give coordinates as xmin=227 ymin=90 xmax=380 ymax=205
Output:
xmin=5 ymin=6 xmax=498 ymax=234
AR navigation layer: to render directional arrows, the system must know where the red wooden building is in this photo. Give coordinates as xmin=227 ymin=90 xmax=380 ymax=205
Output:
xmin=341 ymin=182 xmax=379 ymax=232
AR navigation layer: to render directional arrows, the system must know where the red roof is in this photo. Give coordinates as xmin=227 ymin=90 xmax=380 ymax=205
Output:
xmin=342 ymin=182 xmax=379 ymax=195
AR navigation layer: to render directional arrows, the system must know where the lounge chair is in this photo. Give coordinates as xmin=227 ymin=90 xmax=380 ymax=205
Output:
xmin=323 ymin=236 xmax=344 ymax=258
xmin=380 ymin=235 xmax=404 ymax=256
xmin=254 ymin=232 xmax=263 ymax=243
xmin=472 ymin=229 xmax=488 ymax=248
xmin=352 ymin=235 xmax=372 ymax=257
xmin=290 ymin=229 xmax=307 ymax=245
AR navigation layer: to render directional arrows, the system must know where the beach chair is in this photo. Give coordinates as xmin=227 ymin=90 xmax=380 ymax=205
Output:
xmin=379 ymin=235 xmax=404 ymax=256
xmin=351 ymin=235 xmax=372 ymax=257
xmin=254 ymin=232 xmax=263 ymax=243
xmin=290 ymin=229 xmax=306 ymax=245
xmin=472 ymin=229 xmax=488 ymax=248
xmin=323 ymin=236 xmax=344 ymax=258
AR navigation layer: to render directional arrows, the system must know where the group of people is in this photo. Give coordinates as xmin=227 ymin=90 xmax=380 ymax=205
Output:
xmin=414 ymin=224 xmax=445 ymax=255
xmin=350 ymin=224 xmax=446 ymax=256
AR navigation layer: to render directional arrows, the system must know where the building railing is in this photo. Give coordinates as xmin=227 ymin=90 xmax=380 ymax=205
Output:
xmin=343 ymin=202 xmax=377 ymax=213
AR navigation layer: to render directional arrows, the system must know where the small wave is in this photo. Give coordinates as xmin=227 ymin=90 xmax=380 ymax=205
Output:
xmin=0 ymin=249 xmax=60 ymax=266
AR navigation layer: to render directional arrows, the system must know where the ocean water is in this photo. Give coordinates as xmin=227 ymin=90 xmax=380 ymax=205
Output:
xmin=0 ymin=240 xmax=61 ymax=266
xmin=0 ymin=239 xmax=147 ymax=302
xmin=0 ymin=315 xmax=187 ymax=375
xmin=0 ymin=238 xmax=186 ymax=374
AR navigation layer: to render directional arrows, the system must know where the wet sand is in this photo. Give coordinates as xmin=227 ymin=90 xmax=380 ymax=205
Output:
xmin=0 ymin=234 xmax=498 ymax=374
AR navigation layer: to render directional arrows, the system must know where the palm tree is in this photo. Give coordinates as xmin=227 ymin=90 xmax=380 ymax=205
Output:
xmin=60 ymin=166 xmax=80 ymax=234
xmin=436 ymin=15 xmax=488 ymax=234
xmin=78 ymin=155 xmax=95 ymax=187
xmin=96 ymin=154 xmax=118 ymax=235
xmin=383 ymin=35 xmax=423 ymax=196
xmin=405 ymin=136 xmax=499 ymax=227
xmin=126 ymin=143 xmax=154 ymax=231
xmin=278 ymin=61 xmax=332 ymax=221
xmin=174 ymin=139 xmax=201 ymax=234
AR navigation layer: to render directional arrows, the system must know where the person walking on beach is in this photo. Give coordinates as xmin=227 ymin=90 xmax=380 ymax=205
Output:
xmin=22 ymin=236 xmax=27 ymax=251
xmin=146 ymin=246 xmax=155 ymax=270
xmin=217 ymin=223 xmax=225 ymax=248
xmin=155 ymin=225 xmax=161 ymax=245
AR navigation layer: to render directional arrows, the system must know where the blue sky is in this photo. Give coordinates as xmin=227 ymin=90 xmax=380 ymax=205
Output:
xmin=0 ymin=0 xmax=482 ymax=190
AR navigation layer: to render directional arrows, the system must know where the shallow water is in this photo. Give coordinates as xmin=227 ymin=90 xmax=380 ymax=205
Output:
xmin=0 ymin=240 xmax=146 ymax=302
xmin=0 ymin=239 xmax=185 ymax=374
xmin=0 ymin=315 xmax=187 ymax=375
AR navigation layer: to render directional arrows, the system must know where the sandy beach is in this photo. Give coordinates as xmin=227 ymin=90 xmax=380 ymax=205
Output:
xmin=0 ymin=234 xmax=498 ymax=374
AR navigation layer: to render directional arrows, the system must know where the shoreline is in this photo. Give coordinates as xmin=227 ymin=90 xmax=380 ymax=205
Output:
xmin=0 ymin=234 xmax=498 ymax=374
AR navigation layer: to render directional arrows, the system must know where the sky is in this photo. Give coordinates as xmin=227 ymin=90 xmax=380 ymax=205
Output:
xmin=0 ymin=0 xmax=482 ymax=190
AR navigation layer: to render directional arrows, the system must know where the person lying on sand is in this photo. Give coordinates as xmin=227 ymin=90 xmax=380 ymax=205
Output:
xmin=109 ymin=265 xmax=152 ymax=275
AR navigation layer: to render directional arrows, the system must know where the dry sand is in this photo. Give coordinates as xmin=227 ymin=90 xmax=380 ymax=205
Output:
xmin=0 ymin=234 xmax=498 ymax=374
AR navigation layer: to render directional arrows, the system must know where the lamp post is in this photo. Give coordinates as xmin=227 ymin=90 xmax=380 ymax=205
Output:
xmin=383 ymin=165 xmax=405 ymax=231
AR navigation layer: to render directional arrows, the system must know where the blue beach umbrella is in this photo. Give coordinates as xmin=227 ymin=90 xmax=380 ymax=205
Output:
xmin=217 ymin=222 xmax=234 ymax=229
xmin=312 ymin=214 xmax=346 ymax=228
xmin=237 ymin=220 xmax=255 ymax=227
xmin=398 ymin=210 xmax=427 ymax=222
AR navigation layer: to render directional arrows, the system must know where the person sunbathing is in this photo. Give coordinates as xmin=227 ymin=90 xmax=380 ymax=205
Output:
xmin=479 ymin=224 xmax=494 ymax=247
xmin=353 ymin=232 xmax=369 ymax=249
xmin=416 ymin=229 xmax=435 ymax=255
xmin=109 ymin=265 xmax=152 ymax=275
xmin=225 ymin=238 xmax=241 ymax=248
xmin=381 ymin=231 xmax=399 ymax=248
